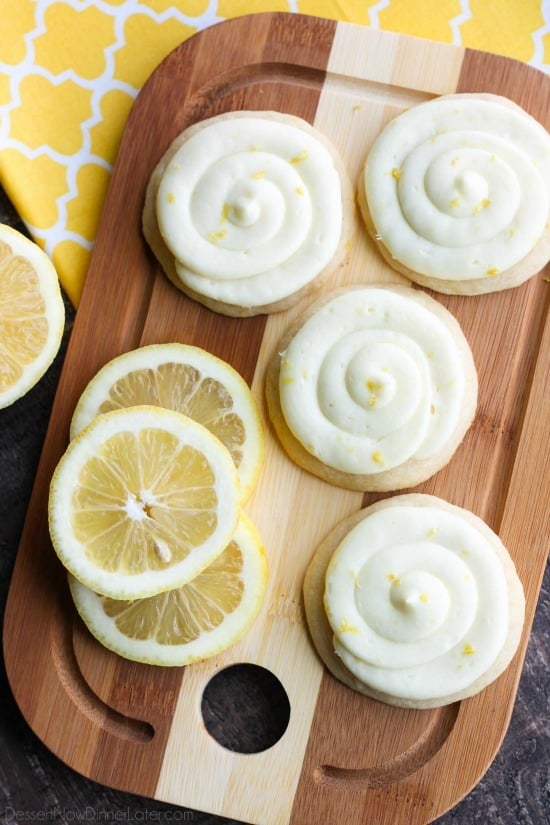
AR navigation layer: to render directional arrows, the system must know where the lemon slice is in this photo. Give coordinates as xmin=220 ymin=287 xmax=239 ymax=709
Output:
xmin=68 ymin=514 xmax=267 ymax=666
xmin=49 ymin=405 xmax=240 ymax=600
xmin=70 ymin=343 xmax=264 ymax=502
xmin=0 ymin=223 xmax=65 ymax=409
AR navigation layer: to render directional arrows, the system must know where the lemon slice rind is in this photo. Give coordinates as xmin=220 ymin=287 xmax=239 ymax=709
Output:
xmin=70 ymin=343 xmax=264 ymax=502
xmin=68 ymin=514 xmax=267 ymax=666
xmin=49 ymin=405 xmax=241 ymax=600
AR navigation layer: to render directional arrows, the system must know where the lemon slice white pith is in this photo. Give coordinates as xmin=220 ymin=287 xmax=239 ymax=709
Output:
xmin=49 ymin=405 xmax=240 ymax=600
xmin=0 ymin=223 xmax=65 ymax=409
xmin=69 ymin=514 xmax=267 ymax=666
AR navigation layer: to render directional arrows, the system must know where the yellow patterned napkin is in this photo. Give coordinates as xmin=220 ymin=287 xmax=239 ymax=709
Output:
xmin=1 ymin=0 xmax=548 ymax=307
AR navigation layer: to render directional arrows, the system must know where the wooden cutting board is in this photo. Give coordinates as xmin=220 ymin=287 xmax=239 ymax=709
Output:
xmin=4 ymin=13 xmax=549 ymax=825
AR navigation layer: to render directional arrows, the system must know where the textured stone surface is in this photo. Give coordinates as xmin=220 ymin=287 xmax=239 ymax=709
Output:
xmin=0 ymin=187 xmax=548 ymax=824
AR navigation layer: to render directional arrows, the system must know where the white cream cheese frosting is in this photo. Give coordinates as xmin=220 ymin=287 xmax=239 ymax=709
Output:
xmin=155 ymin=116 xmax=344 ymax=309
xmin=278 ymin=286 xmax=471 ymax=475
xmin=363 ymin=94 xmax=550 ymax=282
xmin=323 ymin=501 xmax=511 ymax=702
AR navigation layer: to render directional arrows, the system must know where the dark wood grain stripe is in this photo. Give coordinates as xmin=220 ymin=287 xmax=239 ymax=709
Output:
xmin=2 ymin=13 xmax=338 ymax=803
xmin=457 ymin=48 xmax=550 ymax=121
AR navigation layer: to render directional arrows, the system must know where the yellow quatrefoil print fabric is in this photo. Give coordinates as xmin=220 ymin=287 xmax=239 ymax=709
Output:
xmin=1 ymin=0 xmax=549 ymax=307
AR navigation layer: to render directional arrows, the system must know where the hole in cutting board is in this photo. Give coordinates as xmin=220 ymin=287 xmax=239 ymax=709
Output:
xmin=201 ymin=663 xmax=291 ymax=753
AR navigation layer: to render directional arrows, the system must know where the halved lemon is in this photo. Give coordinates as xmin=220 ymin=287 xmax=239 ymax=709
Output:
xmin=68 ymin=514 xmax=267 ymax=666
xmin=0 ymin=223 xmax=65 ymax=409
xmin=49 ymin=405 xmax=240 ymax=600
xmin=70 ymin=343 xmax=264 ymax=502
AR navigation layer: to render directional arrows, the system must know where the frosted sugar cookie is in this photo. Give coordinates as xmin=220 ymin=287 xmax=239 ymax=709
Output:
xmin=266 ymin=285 xmax=477 ymax=491
xmin=143 ymin=111 xmax=354 ymax=316
xmin=358 ymin=93 xmax=550 ymax=294
xmin=303 ymin=494 xmax=525 ymax=708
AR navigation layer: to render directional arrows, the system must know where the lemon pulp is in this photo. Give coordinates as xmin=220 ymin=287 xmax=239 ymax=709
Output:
xmin=0 ymin=225 xmax=64 ymax=408
xmin=70 ymin=344 xmax=264 ymax=501
xmin=49 ymin=405 xmax=240 ymax=600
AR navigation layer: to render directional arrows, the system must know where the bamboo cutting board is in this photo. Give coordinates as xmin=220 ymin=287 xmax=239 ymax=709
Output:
xmin=4 ymin=13 xmax=550 ymax=825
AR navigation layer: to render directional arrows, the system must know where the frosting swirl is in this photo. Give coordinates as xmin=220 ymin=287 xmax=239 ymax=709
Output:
xmin=324 ymin=501 xmax=510 ymax=701
xmin=155 ymin=115 xmax=344 ymax=309
xmin=278 ymin=287 xmax=473 ymax=476
xmin=363 ymin=94 xmax=550 ymax=282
